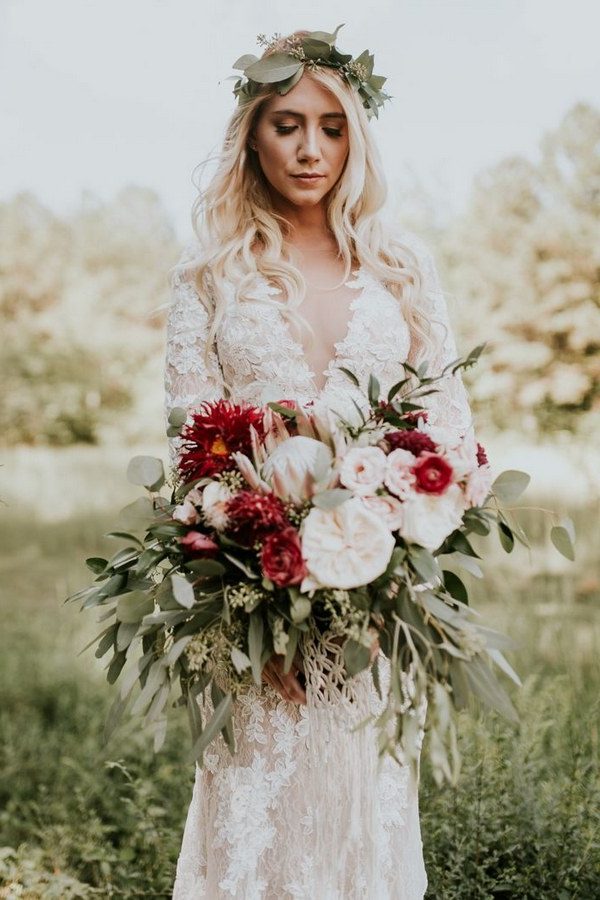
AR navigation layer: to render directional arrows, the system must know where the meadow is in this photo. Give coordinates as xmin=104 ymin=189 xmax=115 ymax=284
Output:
xmin=0 ymin=446 xmax=598 ymax=899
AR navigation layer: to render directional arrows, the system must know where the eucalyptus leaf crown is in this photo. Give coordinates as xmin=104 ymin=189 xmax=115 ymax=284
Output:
xmin=229 ymin=24 xmax=392 ymax=120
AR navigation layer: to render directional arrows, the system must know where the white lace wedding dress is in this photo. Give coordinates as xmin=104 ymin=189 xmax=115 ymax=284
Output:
xmin=165 ymin=231 xmax=474 ymax=899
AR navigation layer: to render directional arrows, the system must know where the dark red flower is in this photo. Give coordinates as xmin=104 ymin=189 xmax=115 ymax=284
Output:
xmin=402 ymin=409 xmax=429 ymax=426
xmin=224 ymin=490 xmax=289 ymax=547
xmin=411 ymin=452 xmax=454 ymax=495
xmin=177 ymin=400 xmax=265 ymax=483
xmin=261 ymin=526 xmax=307 ymax=587
xmin=476 ymin=442 xmax=489 ymax=467
xmin=179 ymin=531 xmax=219 ymax=557
xmin=387 ymin=429 xmax=437 ymax=456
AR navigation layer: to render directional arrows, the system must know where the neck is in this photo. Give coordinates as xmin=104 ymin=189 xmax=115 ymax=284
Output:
xmin=268 ymin=189 xmax=333 ymax=247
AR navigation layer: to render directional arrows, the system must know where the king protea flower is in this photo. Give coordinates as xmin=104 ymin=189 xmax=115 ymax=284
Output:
xmin=177 ymin=400 xmax=265 ymax=483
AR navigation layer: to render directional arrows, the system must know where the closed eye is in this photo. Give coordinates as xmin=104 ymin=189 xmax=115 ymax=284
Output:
xmin=275 ymin=125 xmax=343 ymax=138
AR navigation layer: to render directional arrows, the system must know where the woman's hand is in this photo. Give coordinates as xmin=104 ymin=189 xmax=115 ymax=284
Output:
xmin=262 ymin=651 xmax=306 ymax=705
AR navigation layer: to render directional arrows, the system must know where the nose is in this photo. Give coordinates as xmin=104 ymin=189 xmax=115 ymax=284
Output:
xmin=297 ymin=125 xmax=322 ymax=163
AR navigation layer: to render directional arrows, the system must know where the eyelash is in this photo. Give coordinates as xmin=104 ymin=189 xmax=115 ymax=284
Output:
xmin=274 ymin=125 xmax=343 ymax=138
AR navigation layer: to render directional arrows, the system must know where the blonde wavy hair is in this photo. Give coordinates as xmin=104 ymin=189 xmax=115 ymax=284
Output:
xmin=183 ymin=30 xmax=439 ymax=395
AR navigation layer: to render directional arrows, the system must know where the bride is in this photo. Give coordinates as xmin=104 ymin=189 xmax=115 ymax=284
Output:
xmin=166 ymin=26 xmax=474 ymax=900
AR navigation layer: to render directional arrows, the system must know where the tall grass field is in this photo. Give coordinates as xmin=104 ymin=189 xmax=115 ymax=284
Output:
xmin=0 ymin=446 xmax=598 ymax=898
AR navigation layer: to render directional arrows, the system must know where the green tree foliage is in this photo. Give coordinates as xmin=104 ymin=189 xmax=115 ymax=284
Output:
xmin=0 ymin=187 xmax=180 ymax=446
xmin=441 ymin=102 xmax=600 ymax=438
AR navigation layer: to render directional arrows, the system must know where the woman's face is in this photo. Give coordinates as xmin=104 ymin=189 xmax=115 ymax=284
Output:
xmin=249 ymin=74 xmax=350 ymax=212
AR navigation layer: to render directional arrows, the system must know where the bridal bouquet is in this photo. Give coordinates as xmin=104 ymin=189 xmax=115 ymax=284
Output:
xmin=68 ymin=348 xmax=575 ymax=784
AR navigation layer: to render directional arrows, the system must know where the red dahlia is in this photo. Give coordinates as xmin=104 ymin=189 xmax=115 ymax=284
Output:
xmin=224 ymin=490 xmax=289 ymax=547
xmin=177 ymin=399 xmax=265 ymax=483
xmin=387 ymin=429 xmax=437 ymax=456
xmin=412 ymin=452 xmax=454 ymax=495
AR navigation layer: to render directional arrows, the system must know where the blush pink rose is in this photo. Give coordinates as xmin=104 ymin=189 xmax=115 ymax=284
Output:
xmin=464 ymin=464 xmax=494 ymax=507
xmin=339 ymin=446 xmax=387 ymax=496
xmin=384 ymin=448 xmax=417 ymax=499
xmin=179 ymin=531 xmax=219 ymax=557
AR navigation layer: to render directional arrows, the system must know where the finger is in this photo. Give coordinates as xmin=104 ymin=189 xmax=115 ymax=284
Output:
xmin=280 ymin=671 xmax=307 ymax=705
xmin=292 ymin=650 xmax=305 ymax=674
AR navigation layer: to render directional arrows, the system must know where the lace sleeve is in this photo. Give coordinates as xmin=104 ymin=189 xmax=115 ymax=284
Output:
xmin=164 ymin=242 xmax=225 ymax=464
xmin=406 ymin=235 xmax=475 ymax=447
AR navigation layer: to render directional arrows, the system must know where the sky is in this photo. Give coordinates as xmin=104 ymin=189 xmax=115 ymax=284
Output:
xmin=1 ymin=0 xmax=599 ymax=239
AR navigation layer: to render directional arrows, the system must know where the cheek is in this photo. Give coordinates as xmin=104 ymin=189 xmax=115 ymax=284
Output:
xmin=332 ymin=143 xmax=349 ymax=174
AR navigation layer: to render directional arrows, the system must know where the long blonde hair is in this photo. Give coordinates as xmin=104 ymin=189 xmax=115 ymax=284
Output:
xmin=182 ymin=31 xmax=438 ymax=394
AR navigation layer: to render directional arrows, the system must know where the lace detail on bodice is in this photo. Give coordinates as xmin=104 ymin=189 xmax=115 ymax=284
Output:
xmin=166 ymin=230 xmax=471 ymax=899
xmin=164 ymin=230 xmax=474 ymax=464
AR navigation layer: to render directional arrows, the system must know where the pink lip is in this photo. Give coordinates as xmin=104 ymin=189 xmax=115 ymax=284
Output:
xmin=292 ymin=174 xmax=325 ymax=180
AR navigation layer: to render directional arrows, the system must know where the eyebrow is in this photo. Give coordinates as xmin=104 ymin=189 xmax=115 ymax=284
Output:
xmin=269 ymin=109 xmax=347 ymax=120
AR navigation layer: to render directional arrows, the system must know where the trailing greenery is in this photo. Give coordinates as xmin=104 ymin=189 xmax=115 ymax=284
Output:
xmin=0 ymin=501 xmax=598 ymax=897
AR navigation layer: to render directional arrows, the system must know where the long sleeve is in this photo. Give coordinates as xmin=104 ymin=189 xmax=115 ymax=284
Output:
xmin=405 ymin=234 xmax=475 ymax=448
xmin=164 ymin=242 xmax=226 ymax=464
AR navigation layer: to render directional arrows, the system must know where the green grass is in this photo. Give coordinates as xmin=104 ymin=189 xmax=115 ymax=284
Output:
xmin=0 ymin=498 xmax=599 ymax=898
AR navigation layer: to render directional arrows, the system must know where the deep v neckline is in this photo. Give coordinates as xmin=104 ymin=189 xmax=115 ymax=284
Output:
xmin=257 ymin=266 xmax=368 ymax=396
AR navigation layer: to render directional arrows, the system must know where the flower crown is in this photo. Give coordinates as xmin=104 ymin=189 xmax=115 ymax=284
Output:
xmin=229 ymin=24 xmax=392 ymax=120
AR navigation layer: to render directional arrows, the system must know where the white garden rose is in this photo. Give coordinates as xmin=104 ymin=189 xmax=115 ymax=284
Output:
xmin=399 ymin=483 xmax=466 ymax=551
xmin=339 ymin=446 xmax=387 ymax=496
xmin=360 ymin=494 xmax=405 ymax=531
xmin=300 ymin=497 xmax=395 ymax=590
xmin=201 ymin=480 xmax=233 ymax=531
xmin=384 ymin=448 xmax=417 ymax=499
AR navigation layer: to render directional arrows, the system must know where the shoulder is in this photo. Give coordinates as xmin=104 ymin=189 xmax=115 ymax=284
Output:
xmin=386 ymin=224 xmax=437 ymax=270
xmin=169 ymin=236 xmax=204 ymax=288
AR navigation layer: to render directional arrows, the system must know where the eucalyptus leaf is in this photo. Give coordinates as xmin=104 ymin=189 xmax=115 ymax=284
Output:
xmin=167 ymin=406 xmax=188 ymax=428
xmin=337 ymin=366 xmax=360 ymax=386
xmin=116 ymin=591 xmax=154 ymax=624
xmin=410 ymin=546 xmax=442 ymax=585
xmin=312 ymin=488 xmax=353 ymax=510
xmin=130 ymin=660 xmax=167 ymax=717
xmin=245 ymin=54 xmax=302 ymax=84
xmin=290 ymin=594 xmax=311 ymax=625
xmin=171 ymin=574 xmax=195 ymax=609
xmin=189 ymin=693 xmax=233 ymax=763
xmin=117 ymin=496 xmax=155 ymax=530
xmin=127 ymin=455 xmax=165 ymax=490
xmin=445 ymin=551 xmax=483 ymax=579
xmin=344 ymin=638 xmax=371 ymax=676
xmin=248 ymin=612 xmax=264 ymax=686
xmin=442 ymin=570 xmax=469 ymax=604
xmin=492 ymin=469 xmax=530 ymax=504
xmin=488 ymin=648 xmax=522 ymax=687
xmin=283 ymin=625 xmax=300 ymax=674
xmin=463 ymin=655 xmax=519 ymax=723
xmin=550 ymin=522 xmax=575 ymax=561
xmin=116 ymin=620 xmax=138 ymax=651
xmin=187 ymin=691 xmax=203 ymax=745
xmin=233 ymin=53 xmax=258 ymax=70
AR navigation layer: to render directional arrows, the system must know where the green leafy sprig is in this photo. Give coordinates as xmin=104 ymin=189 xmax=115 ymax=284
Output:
xmin=229 ymin=24 xmax=392 ymax=120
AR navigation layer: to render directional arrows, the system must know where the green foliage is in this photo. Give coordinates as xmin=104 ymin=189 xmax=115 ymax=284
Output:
xmin=0 ymin=188 xmax=179 ymax=447
xmin=441 ymin=102 xmax=600 ymax=439
xmin=0 ymin=502 xmax=598 ymax=896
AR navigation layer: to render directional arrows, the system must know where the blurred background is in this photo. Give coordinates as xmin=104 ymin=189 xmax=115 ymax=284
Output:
xmin=1 ymin=1 xmax=599 ymax=896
